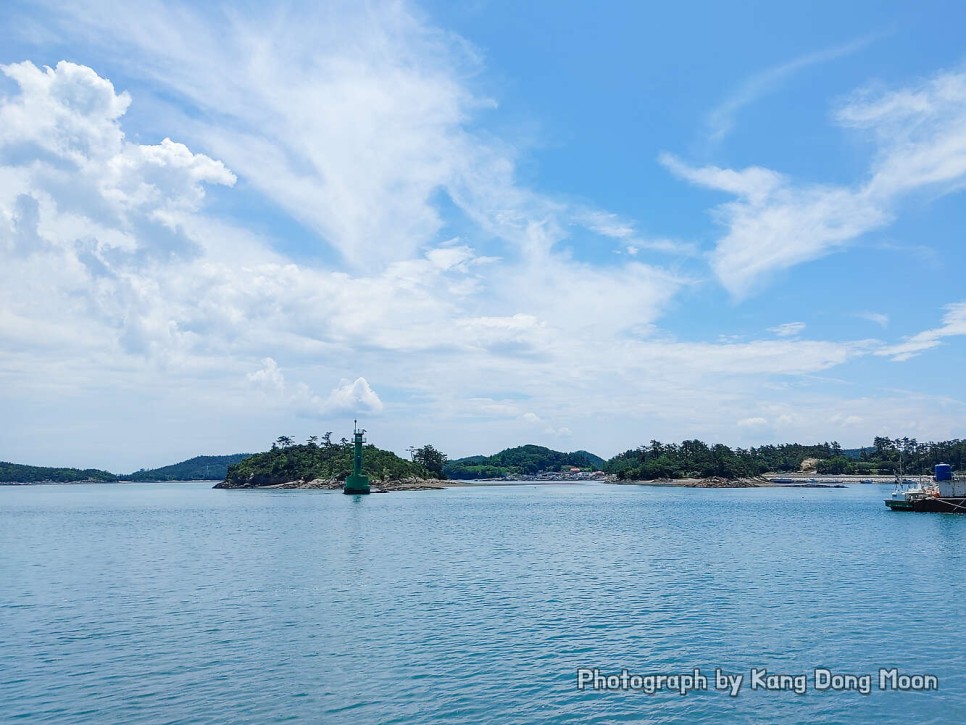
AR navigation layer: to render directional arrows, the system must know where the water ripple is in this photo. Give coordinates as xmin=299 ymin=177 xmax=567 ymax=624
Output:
xmin=2 ymin=482 xmax=964 ymax=722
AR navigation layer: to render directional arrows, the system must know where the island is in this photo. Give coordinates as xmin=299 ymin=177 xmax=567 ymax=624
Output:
xmin=214 ymin=434 xmax=447 ymax=491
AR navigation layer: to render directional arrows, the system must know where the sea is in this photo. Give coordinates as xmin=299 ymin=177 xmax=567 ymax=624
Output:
xmin=2 ymin=481 xmax=964 ymax=723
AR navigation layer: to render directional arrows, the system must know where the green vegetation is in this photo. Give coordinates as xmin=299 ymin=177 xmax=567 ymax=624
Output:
xmin=844 ymin=436 xmax=966 ymax=476
xmin=5 ymin=435 xmax=963 ymax=487
xmin=223 ymin=434 xmax=435 ymax=487
xmin=409 ymin=444 xmax=447 ymax=479
xmin=125 ymin=454 xmax=253 ymax=481
xmin=604 ymin=437 xmax=966 ymax=480
xmin=444 ymin=445 xmax=605 ymax=480
xmin=0 ymin=461 xmax=118 ymax=483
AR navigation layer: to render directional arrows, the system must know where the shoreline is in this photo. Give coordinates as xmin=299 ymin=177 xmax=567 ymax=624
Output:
xmin=2 ymin=474 xmax=904 ymax=490
xmin=608 ymin=473 xmax=900 ymax=488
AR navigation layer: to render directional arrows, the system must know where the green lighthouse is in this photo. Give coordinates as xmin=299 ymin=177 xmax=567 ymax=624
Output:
xmin=343 ymin=420 xmax=371 ymax=495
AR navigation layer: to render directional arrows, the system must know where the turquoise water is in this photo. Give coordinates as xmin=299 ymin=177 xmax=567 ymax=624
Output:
xmin=2 ymin=481 xmax=964 ymax=723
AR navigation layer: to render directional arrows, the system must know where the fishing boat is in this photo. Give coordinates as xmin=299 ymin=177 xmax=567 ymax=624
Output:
xmin=885 ymin=464 xmax=965 ymax=513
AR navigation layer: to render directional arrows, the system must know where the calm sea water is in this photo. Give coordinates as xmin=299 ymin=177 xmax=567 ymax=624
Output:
xmin=2 ymin=481 xmax=964 ymax=723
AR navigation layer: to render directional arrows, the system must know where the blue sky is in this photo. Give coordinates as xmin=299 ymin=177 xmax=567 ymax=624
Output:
xmin=0 ymin=0 xmax=964 ymax=471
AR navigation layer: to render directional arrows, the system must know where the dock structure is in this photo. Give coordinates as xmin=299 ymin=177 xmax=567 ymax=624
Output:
xmin=343 ymin=421 xmax=371 ymax=495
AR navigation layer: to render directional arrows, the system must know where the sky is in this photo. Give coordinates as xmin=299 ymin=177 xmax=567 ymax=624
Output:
xmin=1 ymin=0 xmax=964 ymax=472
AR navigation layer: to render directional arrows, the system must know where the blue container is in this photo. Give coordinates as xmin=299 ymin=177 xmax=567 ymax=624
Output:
xmin=935 ymin=463 xmax=953 ymax=481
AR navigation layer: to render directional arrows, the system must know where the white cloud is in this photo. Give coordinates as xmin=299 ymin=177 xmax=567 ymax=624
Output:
xmin=856 ymin=311 xmax=890 ymax=328
xmin=321 ymin=377 xmax=384 ymax=415
xmin=579 ymin=209 xmax=696 ymax=257
xmin=665 ymin=68 xmax=966 ymax=298
xmin=705 ymin=34 xmax=879 ymax=143
xmin=838 ymin=71 xmax=966 ymax=197
xmin=737 ymin=417 xmax=769 ymax=428
xmin=769 ymin=322 xmax=806 ymax=337
xmin=876 ymin=302 xmax=966 ymax=361
xmin=24 ymin=2 xmax=502 ymax=270
xmin=0 ymin=59 xmax=129 ymax=162
xmin=246 ymin=358 xmax=382 ymax=417
xmin=0 ymin=60 xmax=236 ymax=364
xmin=545 ymin=426 xmax=572 ymax=438
xmin=247 ymin=357 xmax=285 ymax=393
xmin=0 ymin=5 xmax=961 ymax=469
xmin=661 ymin=153 xmax=888 ymax=298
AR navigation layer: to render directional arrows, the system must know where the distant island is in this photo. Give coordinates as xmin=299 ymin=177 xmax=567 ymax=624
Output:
xmin=1 ymin=435 xmax=962 ymax=488
xmin=444 ymin=445 xmax=605 ymax=480
xmin=0 ymin=454 xmax=251 ymax=484
xmin=0 ymin=461 xmax=119 ymax=484
xmin=125 ymin=454 xmax=253 ymax=482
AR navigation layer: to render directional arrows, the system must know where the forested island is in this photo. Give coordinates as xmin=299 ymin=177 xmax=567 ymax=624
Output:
xmin=0 ymin=455 xmax=251 ymax=484
xmin=125 ymin=454 xmax=252 ymax=482
xmin=603 ymin=437 xmax=966 ymax=481
xmin=0 ymin=462 xmax=118 ymax=484
xmin=215 ymin=435 xmax=443 ymax=489
xmin=444 ymin=445 xmax=605 ymax=479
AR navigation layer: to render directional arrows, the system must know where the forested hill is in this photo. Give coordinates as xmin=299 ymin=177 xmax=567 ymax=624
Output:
xmin=444 ymin=445 xmax=606 ymax=480
xmin=0 ymin=461 xmax=118 ymax=483
xmin=124 ymin=454 xmax=253 ymax=481
xmin=603 ymin=437 xmax=966 ymax=480
xmin=220 ymin=439 xmax=433 ymax=488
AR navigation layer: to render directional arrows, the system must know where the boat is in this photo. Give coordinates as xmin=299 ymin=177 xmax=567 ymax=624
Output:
xmin=885 ymin=463 xmax=965 ymax=513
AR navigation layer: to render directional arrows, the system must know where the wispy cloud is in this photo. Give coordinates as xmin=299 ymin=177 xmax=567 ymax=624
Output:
xmin=578 ymin=209 xmax=698 ymax=257
xmin=876 ymin=302 xmax=966 ymax=361
xmin=769 ymin=322 xmax=806 ymax=337
xmin=706 ymin=33 xmax=879 ymax=144
xmin=665 ymin=67 xmax=966 ymax=298
xmin=855 ymin=311 xmax=890 ymax=328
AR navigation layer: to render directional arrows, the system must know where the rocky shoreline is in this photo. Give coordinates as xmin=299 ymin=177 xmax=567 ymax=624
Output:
xmin=214 ymin=477 xmax=452 ymax=491
xmin=214 ymin=472 xmax=889 ymax=491
xmin=607 ymin=473 xmax=899 ymax=488
xmin=608 ymin=476 xmax=767 ymax=488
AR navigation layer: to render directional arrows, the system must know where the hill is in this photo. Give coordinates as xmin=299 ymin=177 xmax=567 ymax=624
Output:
xmin=603 ymin=437 xmax=966 ymax=479
xmin=124 ymin=454 xmax=253 ymax=481
xmin=218 ymin=440 xmax=433 ymax=488
xmin=444 ymin=444 xmax=606 ymax=480
xmin=0 ymin=461 xmax=118 ymax=483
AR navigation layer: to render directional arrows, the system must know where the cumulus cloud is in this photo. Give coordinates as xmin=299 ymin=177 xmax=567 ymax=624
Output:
xmin=247 ymin=357 xmax=285 ymax=393
xmin=0 ymin=60 xmax=237 ymax=363
xmin=664 ymin=68 xmax=966 ymax=298
xmin=246 ymin=359 xmax=382 ymax=417
xmin=322 ymin=377 xmax=384 ymax=415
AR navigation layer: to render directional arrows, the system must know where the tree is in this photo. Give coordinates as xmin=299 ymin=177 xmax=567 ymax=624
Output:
xmin=411 ymin=444 xmax=448 ymax=479
xmin=817 ymin=456 xmax=853 ymax=474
